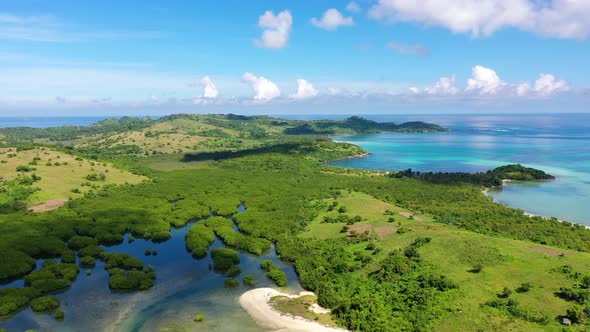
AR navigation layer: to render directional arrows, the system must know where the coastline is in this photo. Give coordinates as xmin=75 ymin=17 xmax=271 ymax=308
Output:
xmin=239 ymin=288 xmax=348 ymax=332
xmin=323 ymin=152 xmax=370 ymax=164
xmin=483 ymin=180 xmax=590 ymax=230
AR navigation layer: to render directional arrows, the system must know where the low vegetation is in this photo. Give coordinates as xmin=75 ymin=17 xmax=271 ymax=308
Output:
xmin=0 ymin=116 xmax=589 ymax=331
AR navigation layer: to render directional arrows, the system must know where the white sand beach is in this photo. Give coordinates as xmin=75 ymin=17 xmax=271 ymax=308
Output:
xmin=239 ymin=288 xmax=348 ymax=332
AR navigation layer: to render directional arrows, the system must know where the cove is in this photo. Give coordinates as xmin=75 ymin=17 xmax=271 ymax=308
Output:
xmin=329 ymin=114 xmax=590 ymax=226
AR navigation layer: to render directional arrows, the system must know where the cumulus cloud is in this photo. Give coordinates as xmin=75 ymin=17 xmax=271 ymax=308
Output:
xmin=292 ymin=79 xmax=319 ymax=99
xmin=517 ymin=73 xmax=570 ymax=97
xmin=198 ymin=76 xmax=219 ymax=98
xmin=387 ymin=41 xmax=430 ymax=56
xmin=256 ymin=10 xmax=292 ymax=49
xmin=409 ymin=76 xmax=458 ymax=95
xmin=346 ymin=2 xmax=362 ymax=13
xmin=465 ymin=65 xmax=507 ymax=95
xmin=368 ymin=0 xmax=590 ymax=39
xmin=241 ymin=72 xmax=281 ymax=101
xmin=426 ymin=76 xmax=459 ymax=95
xmin=311 ymin=9 xmax=354 ymax=30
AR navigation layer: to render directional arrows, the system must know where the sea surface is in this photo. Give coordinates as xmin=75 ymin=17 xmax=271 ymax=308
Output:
xmin=330 ymin=114 xmax=590 ymax=226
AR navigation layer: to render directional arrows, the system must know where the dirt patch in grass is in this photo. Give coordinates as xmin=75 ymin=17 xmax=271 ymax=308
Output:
xmin=29 ymin=197 xmax=69 ymax=213
xmin=398 ymin=211 xmax=425 ymax=221
xmin=375 ymin=226 xmax=397 ymax=240
xmin=526 ymin=245 xmax=564 ymax=257
xmin=347 ymin=224 xmax=372 ymax=237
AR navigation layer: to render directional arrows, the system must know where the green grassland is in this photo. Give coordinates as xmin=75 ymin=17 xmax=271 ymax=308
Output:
xmin=303 ymin=191 xmax=590 ymax=331
xmin=0 ymin=147 xmax=144 ymax=204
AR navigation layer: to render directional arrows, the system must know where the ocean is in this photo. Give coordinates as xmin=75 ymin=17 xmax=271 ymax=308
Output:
xmin=330 ymin=114 xmax=590 ymax=226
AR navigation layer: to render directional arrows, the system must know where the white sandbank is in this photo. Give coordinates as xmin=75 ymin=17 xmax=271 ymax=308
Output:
xmin=239 ymin=288 xmax=348 ymax=332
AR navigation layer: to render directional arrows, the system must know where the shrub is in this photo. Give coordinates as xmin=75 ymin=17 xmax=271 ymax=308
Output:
xmin=224 ymin=277 xmax=239 ymax=288
xmin=185 ymin=224 xmax=215 ymax=259
xmin=211 ymin=248 xmax=240 ymax=274
xmin=79 ymin=256 xmax=96 ymax=268
xmin=516 ymin=282 xmax=532 ymax=293
xmin=54 ymin=309 xmax=65 ymax=320
xmin=194 ymin=314 xmax=205 ymax=322
xmin=243 ymin=275 xmax=256 ymax=287
xmin=31 ymin=296 xmax=60 ymax=312
xmin=266 ymin=269 xmax=288 ymax=287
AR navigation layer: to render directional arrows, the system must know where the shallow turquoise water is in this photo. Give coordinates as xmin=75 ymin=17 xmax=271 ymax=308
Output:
xmin=330 ymin=114 xmax=590 ymax=226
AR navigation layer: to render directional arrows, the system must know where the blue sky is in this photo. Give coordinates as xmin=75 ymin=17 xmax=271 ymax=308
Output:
xmin=0 ymin=0 xmax=589 ymax=115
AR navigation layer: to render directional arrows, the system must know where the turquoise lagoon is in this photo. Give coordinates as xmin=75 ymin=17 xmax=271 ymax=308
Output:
xmin=331 ymin=114 xmax=590 ymax=226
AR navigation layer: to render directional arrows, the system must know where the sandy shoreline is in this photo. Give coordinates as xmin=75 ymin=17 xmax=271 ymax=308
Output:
xmin=239 ymin=288 xmax=348 ymax=332
xmin=482 ymin=180 xmax=590 ymax=230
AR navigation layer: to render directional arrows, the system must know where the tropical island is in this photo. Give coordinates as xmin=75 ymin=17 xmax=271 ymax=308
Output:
xmin=1 ymin=114 xmax=590 ymax=331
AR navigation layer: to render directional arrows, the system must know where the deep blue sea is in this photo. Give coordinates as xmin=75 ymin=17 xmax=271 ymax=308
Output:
xmin=330 ymin=114 xmax=590 ymax=226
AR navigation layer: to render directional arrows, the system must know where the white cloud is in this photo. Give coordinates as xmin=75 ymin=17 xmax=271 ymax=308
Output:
xmin=311 ymin=9 xmax=354 ymax=30
xmin=256 ymin=10 xmax=292 ymax=49
xmin=425 ymin=76 xmax=459 ymax=95
xmin=346 ymin=2 xmax=362 ymax=13
xmin=465 ymin=65 xmax=507 ymax=95
xmin=292 ymin=79 xmax=319 ymax=99
xmin=533 ymin=73 xmax=570 ymax=96
xmin=241 ymin=72 xmax=281 ymax=101
xmin=368 ymin=0 xmax=590 ymax=39
xmin=198 ymin=76 xmax=219 ymax=98
xmin=387 ymin=41 xmax=430 ymax=56
xmin=516 ymin=82 xmax=531 ymax=96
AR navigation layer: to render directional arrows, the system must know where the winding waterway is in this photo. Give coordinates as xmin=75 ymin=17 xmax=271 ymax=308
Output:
xmin=0 ymin=205 xmax=302 ymax=331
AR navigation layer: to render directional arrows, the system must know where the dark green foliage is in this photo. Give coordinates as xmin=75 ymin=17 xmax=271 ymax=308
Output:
xmin=260 ymin=259 xmax=288 ymax=287
xmin=556 ymin=287 xmax=590 ymax=304
xmin=205 ymin=217 xmax=271 ymax=255
xmin=61 ymin=249 xmax=76 ymax=263
xmin=67 ymin=235 xmax=98 ymax=250
xmin=0 ymin=287 xmax=40 ymax=315
xmin=516 ymin=282 xmax=532 ymax=293
xmin=0 ymin=249 xmax=36 ymax=280
xmin=24 ymin=262 xmax=79 ymax=293
xmin=54 ymin=309 xmax=65 ymax=320
xmin=243 ymin=275 xmax=255 ymax=287
xmin=79 ymin=256 xmax=96 ymax=268
xmin=108 ymin=268 xmax=156 ymax=290
xmin=390 ymin=164 xmax=554 ymax=187
xmin=210 ymin=248 xmax=239 ymax=274
xmin=224 ymin=277 xmax=239 ymax=288
xmin=184 ymin=140 xmax=365 ymax=164
xmin=102 ymin=253 xmax=144 ymax=270
xmin=78 ymin=245 xmax=104 ymax=258
xmin=284 ymin=116 xmax=446 ymax=135
xmin=226 ymin=265 xmax=241 ymax=278
xmin=483 ymin=298 xmax=549 ymax=325
xmin=266 ymin=269 xmax=288 ymax=287
xmin=30 ymin=296 xmax=59 ymax=312
xmin=498 ymin=287 xmax=513 ymax=298
xmin=185 ymin=223 xmax=215 ymax=259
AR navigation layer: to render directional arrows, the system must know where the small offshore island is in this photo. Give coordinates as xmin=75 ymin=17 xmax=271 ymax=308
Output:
xmin=1 ymin=114 xmax=590 ymax=332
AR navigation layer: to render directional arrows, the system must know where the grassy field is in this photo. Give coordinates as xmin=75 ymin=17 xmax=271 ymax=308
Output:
xmin=301 ymin=191 xmax=590 ymax=331
xmin=0 ymin=147 xmax=145 ymax=204
xmin=76 ymin=118 xmax=264 ymax=155
xmin=301 ymin=191 xmax=429 ymax=240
